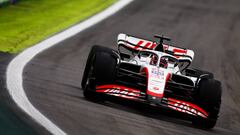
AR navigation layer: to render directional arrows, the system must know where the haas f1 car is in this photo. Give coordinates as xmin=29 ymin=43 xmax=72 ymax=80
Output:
xmin=81 ymin=33 xmax=222 ymax=129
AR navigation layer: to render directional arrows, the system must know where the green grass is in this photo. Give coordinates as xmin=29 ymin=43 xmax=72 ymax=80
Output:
xmin=0 ymin=0 xmax=116 ymax=53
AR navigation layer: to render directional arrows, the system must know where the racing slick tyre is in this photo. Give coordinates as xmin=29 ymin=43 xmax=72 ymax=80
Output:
xmin=185 ymin=68 xmax=214 ymax=79
xmin=192 ymin=79 xmax=222 ymax=129
xmin=81 ymin=45 xmax=118 ymax=101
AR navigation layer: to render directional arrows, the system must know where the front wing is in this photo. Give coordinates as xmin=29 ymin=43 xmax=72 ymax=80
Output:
xmin=96 ymin=84 xmax=208 ymax=119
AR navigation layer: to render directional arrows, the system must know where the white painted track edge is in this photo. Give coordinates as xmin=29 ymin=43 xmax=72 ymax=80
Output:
xmin=6 ymin=0 xmax=134 ymax=135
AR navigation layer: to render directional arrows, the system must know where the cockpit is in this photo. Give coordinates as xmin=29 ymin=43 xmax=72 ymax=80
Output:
xmin=137 ymin=51 xmax=178 ymax=70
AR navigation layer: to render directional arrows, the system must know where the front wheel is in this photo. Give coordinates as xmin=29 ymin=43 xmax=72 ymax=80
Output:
xmin=81 ymin=45 xmax=118 ymax=101
xmin=192 ymin=79 xmax=222 ymax=129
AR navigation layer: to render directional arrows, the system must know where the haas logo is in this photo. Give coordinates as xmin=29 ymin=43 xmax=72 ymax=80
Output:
xmin=168 ymin=98 xmax=208 ymax=118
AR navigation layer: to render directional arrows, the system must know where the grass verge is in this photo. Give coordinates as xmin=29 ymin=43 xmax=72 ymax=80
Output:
xmin=0 ymin=0 xmax=116 ymax=53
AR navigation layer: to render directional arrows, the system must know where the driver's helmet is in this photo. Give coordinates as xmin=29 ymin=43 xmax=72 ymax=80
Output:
xmin=150 ymin=55 xmax=158 ymax=66
xmin=159 ymin=57 xmax=168 ymax=68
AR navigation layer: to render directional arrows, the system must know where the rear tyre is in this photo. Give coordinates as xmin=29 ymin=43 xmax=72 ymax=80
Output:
xmin=81 ymin=45 xmax=118 ymax=101
xmin=192 ymin=79 xmax=222 ymax=129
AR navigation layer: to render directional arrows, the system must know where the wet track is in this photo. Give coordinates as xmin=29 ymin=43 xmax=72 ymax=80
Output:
xmin=23 ymin=0 xmax=240 ymax=134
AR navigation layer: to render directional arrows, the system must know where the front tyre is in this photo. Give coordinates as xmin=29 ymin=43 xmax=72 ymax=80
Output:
xmin=192 ymin=79 xmax=222 ymax=129
xmin=81 ymin=45 xmax=118 ymax=101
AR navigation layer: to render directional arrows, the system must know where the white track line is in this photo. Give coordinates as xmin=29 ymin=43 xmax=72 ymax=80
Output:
xmin=6 ymin=0 xmax=133 ymax=135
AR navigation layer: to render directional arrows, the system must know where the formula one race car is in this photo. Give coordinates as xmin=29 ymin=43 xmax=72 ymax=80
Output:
xmin=81 ymin=33 xmax=222 ymax=129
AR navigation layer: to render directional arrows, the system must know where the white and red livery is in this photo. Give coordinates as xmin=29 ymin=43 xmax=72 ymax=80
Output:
xmin=81 ymin=33 xmax=222 ymax=129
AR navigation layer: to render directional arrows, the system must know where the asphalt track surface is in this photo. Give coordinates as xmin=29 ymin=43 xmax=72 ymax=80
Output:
xmin=22 ymin=0 xmax=240 ymax=134
xmin=0 ymin=53 xmax=42 ymax=135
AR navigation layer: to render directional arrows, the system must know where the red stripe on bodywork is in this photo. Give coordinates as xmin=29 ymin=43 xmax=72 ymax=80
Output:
xmin=173 ymin=48 xmax=187 ymax=54
xmin=144 ymin=42 xmax=152 ymax=48
xmin=173 ymin=48 xmax=187 ymax=58
xmin=134 ymin=40 xmax=144 ymax=49
xmin=149 ymin=43 xmax=157 ymax=49
xmin=166 ymin=73 xmax=171 ymax=82
xmin=147 ymin=90 xmax=164 ymax=97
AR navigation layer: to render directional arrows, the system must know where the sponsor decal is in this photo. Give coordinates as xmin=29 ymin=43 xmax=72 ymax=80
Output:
xmin=96 ymin=85 xmax=140 ymax=99
xmin=168 ymin=98 xmax=208 ymax=118
xmin=150 ymin=68 xmax=164 ymax=79
xmin=147 ymin=68 xmax=167 ymax=98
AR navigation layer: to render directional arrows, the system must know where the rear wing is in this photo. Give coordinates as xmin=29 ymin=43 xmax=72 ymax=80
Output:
xmin=117 ymin=33 xmax=195 ymax=70
xmin=118 ymin=33 xmax=194 ymax=60
xmin=118 ymin=33 xmax=157 ymax=51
